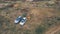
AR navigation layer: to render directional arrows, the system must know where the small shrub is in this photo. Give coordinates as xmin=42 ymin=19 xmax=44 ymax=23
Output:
xmin=35 ymin=25 xmax=46 ymax=34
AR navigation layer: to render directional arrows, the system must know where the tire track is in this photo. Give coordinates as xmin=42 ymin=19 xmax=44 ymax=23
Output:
xmin=45 ymin=25 xmax=60 ymax=34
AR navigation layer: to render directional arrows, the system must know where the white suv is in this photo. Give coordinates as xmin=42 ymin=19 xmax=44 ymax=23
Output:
xmin=19 ymin=17 xmax=27 ymax=25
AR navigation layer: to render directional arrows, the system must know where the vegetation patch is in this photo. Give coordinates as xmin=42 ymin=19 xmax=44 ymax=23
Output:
xmin=35 ymin=25 xmax=47 ymax=34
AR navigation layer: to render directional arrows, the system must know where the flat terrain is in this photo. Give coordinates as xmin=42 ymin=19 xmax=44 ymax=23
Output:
xmin=0 ymin=0 xmax=60 ymax=34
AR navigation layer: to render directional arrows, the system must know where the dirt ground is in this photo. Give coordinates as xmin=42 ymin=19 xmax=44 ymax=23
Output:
xmin=0 ymin=0 xmax=60 ymax=34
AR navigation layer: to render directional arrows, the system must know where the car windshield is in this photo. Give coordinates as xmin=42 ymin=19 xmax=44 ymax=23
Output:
xmin=21 ymin=19 xmax=26 ymax=23
xmin=16 ymin=18 xmax=20 ymax=20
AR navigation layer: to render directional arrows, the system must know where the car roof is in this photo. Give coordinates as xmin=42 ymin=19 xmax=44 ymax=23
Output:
xmin=21 ymin=18 xmax=26 ymax=22
xmin=18 ymin=16 xmax=21 ymax=18
xmin=23 ymin=17 xmax=26 ymax=19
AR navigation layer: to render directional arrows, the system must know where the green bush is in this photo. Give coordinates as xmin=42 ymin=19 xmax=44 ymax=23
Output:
xmin=35 ymin=25 xmax=46 ymax=34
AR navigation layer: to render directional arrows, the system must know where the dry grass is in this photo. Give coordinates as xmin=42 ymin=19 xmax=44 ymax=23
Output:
xmin=0 ymin=1 xmax=60 ymax=34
